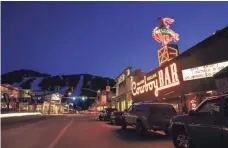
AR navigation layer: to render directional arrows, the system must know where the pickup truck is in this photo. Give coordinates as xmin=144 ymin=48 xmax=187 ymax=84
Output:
xmin=170 ymin=94 xmax=228 ymax=148
xmin=122 ymin=103 xmax=177 ymax=136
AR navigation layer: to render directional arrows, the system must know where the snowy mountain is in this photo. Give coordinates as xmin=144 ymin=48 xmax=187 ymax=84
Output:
xmin=1 ymin=69 xmax=115 ymax=97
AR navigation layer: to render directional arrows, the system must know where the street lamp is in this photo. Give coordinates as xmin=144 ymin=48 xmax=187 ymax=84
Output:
xmin=68 ymin=92 xmax=72 ymax=96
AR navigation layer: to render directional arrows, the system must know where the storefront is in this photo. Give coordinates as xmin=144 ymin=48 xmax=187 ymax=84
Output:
xmin=111 ymin=67 xmax=146 ymax=111
xmin=132 ymin=26 xmax=228 ymax=113
xmin=41 ymin=93 xmax=64 ymax=114
xmin=112 ymin=67 xmax=132 ymax=111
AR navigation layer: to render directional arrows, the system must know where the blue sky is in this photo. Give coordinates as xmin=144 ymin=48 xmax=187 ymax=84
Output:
xmin=1 ymin=1 xmax=228 ymax=78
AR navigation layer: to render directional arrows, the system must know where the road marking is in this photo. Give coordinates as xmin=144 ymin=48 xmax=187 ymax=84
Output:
xmin=47 ymin=120 xmax=73 ymax=148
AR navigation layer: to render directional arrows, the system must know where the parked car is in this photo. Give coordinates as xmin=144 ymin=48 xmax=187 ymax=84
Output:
xmin=121 ymin=103 xmax=177 ymax=136
xmin=99 ymin=108 xmax=118 ymax=121
xmin=110 ymin=111 xmax=124 ymax=125
xmin=170 ymin=94 xmax=228 ymax=148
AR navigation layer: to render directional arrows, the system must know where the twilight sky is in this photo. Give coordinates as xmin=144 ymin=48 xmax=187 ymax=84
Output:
xmin=1 ymin=1 xmax=228 ymax=78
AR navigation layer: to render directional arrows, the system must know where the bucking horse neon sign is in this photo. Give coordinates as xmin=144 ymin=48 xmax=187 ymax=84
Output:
xmin=152 ymin=17 xmax=179 ymax=46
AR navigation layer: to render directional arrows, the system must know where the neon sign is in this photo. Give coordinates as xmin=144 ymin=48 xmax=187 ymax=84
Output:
xmin=132 ymin=63 xmax=180 ymax=97
xmin=152 ymin=17 xmax=179 ymax=46
xmin=158 ymin=45 xmax=179 ymax=66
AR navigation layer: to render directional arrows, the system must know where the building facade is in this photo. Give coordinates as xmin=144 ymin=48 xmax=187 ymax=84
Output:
xmin=111 ymin=67 xmax=132 ymax=111
xmin=112 ymin=67 xmax=147 ymax=111
xmin=1 ymin=84 xmax=20 ymax=110
xmin=214 ymin=66 xmax=228 ymax=93
xmin=132 ymin=26 xmax=228 ymax=114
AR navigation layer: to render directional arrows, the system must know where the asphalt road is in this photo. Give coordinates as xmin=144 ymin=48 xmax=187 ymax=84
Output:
xmin=1 ymin=114 xmax=174 ymax=148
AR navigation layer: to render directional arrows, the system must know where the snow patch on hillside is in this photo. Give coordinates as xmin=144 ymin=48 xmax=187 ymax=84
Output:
xmin=59 ymin=75 xmax=63 ymax=80
xmin=31 ymin=78 xmax=43 ymax=90
xmin=87 ymin=80 xmax=92 ymax=88
xmin=59 ymin=87 xmax=67 ymax=95
xmin=12 ymin=77 xmax=31 ymax=87
xmin=72 ymin=75 xmax=84 ymax=96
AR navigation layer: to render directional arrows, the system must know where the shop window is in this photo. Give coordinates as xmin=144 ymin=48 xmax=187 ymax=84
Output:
xmin=127 ymin=100 xmax=132 ymax=109
xmin=116 ymin=102 xmax=120 ymax=111
xmin=121 ymin=100 xmax=126 ymax=111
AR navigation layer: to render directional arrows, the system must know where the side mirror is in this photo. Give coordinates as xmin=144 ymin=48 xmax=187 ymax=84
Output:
xmin=188 ymin=110 xmax=196 ymax=116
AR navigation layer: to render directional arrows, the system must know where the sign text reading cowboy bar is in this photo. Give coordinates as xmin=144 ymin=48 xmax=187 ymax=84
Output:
xmin=132 ymin=63 xmax=180 ymax=97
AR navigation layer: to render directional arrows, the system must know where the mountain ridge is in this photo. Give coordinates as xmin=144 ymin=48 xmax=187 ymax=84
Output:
xmin=1 ymin=69 xmax=116 ymax=97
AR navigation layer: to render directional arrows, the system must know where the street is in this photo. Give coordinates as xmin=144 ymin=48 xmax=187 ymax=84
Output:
xmin=1 ymin=114 xmax=174 ymax=148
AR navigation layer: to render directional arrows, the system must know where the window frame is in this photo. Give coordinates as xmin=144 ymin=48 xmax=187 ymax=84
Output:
xmin=195 ymin=98 xmax=221 ymax=114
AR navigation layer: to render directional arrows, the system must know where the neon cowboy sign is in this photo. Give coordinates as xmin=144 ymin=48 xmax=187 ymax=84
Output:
xmin=152 ymin=17 xmax=179 ymax=46
xmin=132 ymin=63 xmax=180 ymax=97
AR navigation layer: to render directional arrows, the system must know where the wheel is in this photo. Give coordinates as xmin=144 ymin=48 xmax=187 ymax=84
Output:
xmin=136 ymin=121 xmax=147 ymax=137
xmin=172 ymin=129 xmax=190 ymax=148
xmin=121 ymin=120 xmax=127 ymax=130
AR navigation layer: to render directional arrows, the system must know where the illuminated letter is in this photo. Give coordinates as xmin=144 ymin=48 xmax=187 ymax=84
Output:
xmin=144 ymin=76 xmax=148 ymax=92
xmin=170 ymin=63 xmax=179 ymax=82
xmin=158 ymin=70 xmax=164 ymax=87
xmin=140 ymin=86 xmax=144 ymax=94
xmin=149 ymin=82 xmax=153 ymax=90
xmin=164 ymin=67 xmax=171 ymax=85
xmin=132 ymin=82 xmax=137 ymax=96
xmin=153 ymin=80 xmax=159 ymax=97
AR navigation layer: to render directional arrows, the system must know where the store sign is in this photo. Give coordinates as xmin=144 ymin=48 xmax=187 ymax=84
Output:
xmin=132 ymin=63 xmax=180 ymax=97
xmin=51 ymin=93 xmax=61 ymax=101
xmin=117 ymin=68 xmax=131 ymax=84
xmin=182 ymin=61 xmax=228 ymax=81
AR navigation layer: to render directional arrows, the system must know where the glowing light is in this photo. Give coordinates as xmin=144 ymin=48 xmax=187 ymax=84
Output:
xmin=132 ymin=63 xmax=180 ymax=97
xmin=0 ymin=113 xmax=42 ymax=118
xmin=152 ymin=17 xmax=179 ymax=46
xmin=158 ymin=45 xmax=179 ymax=66
xmin=72 ymin=97 xmax=76 ymax=100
